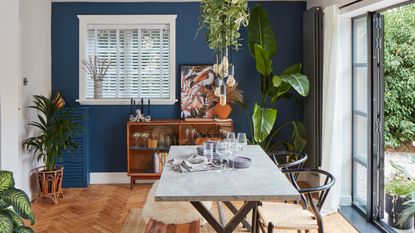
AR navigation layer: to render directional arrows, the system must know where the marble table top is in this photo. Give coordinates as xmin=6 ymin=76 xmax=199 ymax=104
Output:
xmin=155 ymin=145 xmax=301 ymax=202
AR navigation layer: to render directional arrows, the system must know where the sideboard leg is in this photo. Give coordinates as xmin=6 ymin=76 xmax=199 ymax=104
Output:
xmin=130 ymin=177 xmax=133 ymax=189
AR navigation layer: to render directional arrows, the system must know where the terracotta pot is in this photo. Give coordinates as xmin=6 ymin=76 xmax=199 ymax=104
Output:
xmin=34 ymin=165 xmax=64 ymax=204
xmin=214 ymin=103 xmax=232 ymax=119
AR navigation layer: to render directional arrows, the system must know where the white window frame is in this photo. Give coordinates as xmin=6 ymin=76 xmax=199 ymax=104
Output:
xmin=77 ymin=15 xmax=177 ymax=105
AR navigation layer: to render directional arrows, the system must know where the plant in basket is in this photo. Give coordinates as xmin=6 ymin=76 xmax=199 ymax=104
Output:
xmin=23 ymin=93 xmax=79 ymax=204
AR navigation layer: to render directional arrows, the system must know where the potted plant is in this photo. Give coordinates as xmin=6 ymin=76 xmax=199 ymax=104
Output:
xmin=385 ymin=174 xmax=415 ymax=229
xmin=206 ymin=83 xmax=243 ymax=119
xmin=198 ymin=0 xmax=249 ymax=51
xmin=243 ymin=5 xmax=309 ymax=153
xmin=0 ymin=170 xmax=35 ymax=232
xmin=23 ymin=93 xmax=78 ymax=204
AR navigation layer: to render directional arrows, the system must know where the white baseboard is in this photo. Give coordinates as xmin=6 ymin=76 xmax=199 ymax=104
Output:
xmin=90 ymin=172 xmax=157 ymax=184
xmin=340 ymin=193 xmax=352 ymax=206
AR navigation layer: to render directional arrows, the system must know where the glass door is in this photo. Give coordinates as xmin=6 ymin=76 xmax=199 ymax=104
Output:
xmin=352 ymin=15 xmax=371 ymax=215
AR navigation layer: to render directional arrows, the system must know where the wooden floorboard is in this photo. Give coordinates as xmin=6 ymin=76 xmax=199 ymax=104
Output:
xmin=28 ymin=184 xmax=357 ymax=233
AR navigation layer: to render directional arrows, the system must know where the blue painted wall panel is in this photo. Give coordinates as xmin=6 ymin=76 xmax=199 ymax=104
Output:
xmin=52 ymin=1 xmax=306 ymax=172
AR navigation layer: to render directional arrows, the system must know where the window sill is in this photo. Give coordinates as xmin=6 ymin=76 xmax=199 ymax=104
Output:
xmin=76 ymin=99 xmax=178 ymax=106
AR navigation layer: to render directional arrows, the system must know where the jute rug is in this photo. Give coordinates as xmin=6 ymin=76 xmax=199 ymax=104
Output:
xmin=121 ymin=202 xmax=251 ymax=233
xmin=120 ymin=203 xmax=357 ymax=233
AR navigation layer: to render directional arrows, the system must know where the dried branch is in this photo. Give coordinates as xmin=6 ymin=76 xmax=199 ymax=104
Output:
xmin=81 ymin=56 xmax=112 ymax=81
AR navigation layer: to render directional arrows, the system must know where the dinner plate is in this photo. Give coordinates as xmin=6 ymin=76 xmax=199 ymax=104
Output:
xmin=228 ymin=156 xmax=252 ymax=169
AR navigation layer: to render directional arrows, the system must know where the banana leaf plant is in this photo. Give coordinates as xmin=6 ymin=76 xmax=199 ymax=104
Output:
xmin=23 ymin=94 xmax=78 ymax=171
xmin=245 ymin=5 xmax=309 ymax=153
xmin=0 ymin=170 xmax=35 ymax=232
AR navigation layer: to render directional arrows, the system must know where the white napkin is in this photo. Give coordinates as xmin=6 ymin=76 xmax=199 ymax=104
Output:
xmin=169 ymin=155 xmax=214 ymax=173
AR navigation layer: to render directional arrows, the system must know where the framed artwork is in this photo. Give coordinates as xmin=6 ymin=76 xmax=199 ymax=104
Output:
xmin=180 ymin=64 xmax=215 ymax=119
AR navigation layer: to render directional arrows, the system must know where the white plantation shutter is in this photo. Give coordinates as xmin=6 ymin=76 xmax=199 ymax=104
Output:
xmin=80 ymin=16 xmax=175 ymax=103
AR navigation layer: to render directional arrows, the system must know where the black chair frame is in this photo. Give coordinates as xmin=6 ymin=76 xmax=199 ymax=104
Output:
xmin=257 ymin=168 xmax=336 ymax=233
xmin=269 ymin=151 xmax=308 ymax=171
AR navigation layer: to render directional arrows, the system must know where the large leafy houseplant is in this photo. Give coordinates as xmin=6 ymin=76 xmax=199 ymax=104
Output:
xmin=0 ymin=170 xmax=35 ymax=232
xmin=245 ymin=5 xmax=309 ymax=153
xmin=23 ymin=94 xmax=77 ymax=171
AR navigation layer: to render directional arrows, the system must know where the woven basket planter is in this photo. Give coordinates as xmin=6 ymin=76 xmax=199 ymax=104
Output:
xmin=34 ymin=165 xmax=64 ymax=204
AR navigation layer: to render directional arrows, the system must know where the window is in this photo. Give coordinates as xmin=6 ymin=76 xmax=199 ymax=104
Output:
xmin=78 ymin=15 xmax=177 ymax=105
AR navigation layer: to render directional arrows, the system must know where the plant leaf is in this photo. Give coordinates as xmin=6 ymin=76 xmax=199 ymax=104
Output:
xmin=1 ymin=209 xmax=23 ymax=227
xmin=254 ymin=44 xmax=273 ymax=76
xmin=14 ymin=226 xmax=35 ymax=233
xmin=1 ymin=189 xmax=35 ymax=225
xmin=0 ymin=171 xmax=14 ymax=194
xmin=279 ymin=73 xmax=310 ymax=96
xmin=390 ymin=160 xmax=412 ymax=178
xmin=0 ymin=197 xmax=8 ymax=209
xmin=291 ymin=121 xmax=307 ymax=151
xmin=282 ymin=63 xmax=302 ymax=75
xmin=0 ymin=213 xmax=13 ymax=233
xmin=252 ymin=103 xmax=277 ymax=143
xmin=248 ymin=5 xmax=277 ymax=58
xmin=272 ymin=76 xmax=282 ymax=88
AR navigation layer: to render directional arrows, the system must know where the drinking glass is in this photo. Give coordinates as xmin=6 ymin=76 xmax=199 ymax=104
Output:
xmin=226 ymin=132 xmax=236 ymax=144
xmin=215 ymin=141 xmax=227 ymax=172
xmin=226 ymin=132 xmax=236 ymax=170
xmin=203 ymin=141 xmax=214 ymax=162
xmin=237 ymin=133 xmax=248 ymax=151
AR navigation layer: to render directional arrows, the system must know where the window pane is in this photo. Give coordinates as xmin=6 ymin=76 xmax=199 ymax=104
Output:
xmin=353 ymin=67 xmax=368 ymax=113
xmin=352 ymin=15 xmax=368 ymax=214
xmin=353 ymin=161 xmax=368 ymax=212
xmin=353 ymin=114 xmax=368 ymax=164
xmin=353 ymin=17 xmax=368 ymax=64
xmin=83 ymin=24 xmax=171 ymax=100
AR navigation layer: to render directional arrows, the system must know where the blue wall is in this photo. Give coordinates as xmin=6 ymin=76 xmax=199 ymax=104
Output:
xmin=52 ymin=1 xmax=306 ymax=172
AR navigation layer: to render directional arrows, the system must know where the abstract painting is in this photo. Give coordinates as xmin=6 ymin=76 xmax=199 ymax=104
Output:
xmin=180 ymin=65 xmax=215 ymax=118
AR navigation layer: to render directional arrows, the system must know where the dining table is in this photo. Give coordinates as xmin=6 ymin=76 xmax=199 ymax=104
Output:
xmin=155 ymin=145 xmax=301 ymax=233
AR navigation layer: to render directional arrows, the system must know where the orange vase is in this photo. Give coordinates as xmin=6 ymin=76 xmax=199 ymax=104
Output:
xmin=214 ymin=103 xmax=232 ymax=119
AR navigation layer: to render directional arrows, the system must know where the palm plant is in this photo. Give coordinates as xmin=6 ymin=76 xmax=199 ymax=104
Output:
xmin=0 ymin=170 xmax=35 ymax=232
xmin=23 ymin=94 xmax=78 ymax=171
xmin=245 ymin=5 xmax=309 ymax=153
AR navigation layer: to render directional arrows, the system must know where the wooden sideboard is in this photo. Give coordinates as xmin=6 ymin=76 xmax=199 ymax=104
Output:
xmin=127 ymin=119 xmax=233 ymax=188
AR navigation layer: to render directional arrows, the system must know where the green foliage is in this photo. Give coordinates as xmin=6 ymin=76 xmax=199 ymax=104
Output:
xmin=0 ymin=170 xmax=35 ymax=232
xmin=252 ymin=103 xmax=277 ymax=143
xmin=385 ymin=175 xmax=415 ymax=198
xmin=245 ymin=5 xmax=309 ymax=153
xmin=198 ymin=0 xmax=249 ymax=50
xmin=247 ymin=5 xmax=276 ymax=58
xmin=384 ymin=5 xmax=415 ymax=148
xmin=23 ymin=94 xmax=78 ymax=171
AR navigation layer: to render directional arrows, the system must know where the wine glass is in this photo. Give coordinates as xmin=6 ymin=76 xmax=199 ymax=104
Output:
xmin=237 ymin=133 xmax=248 ymax=151
xmin=226 ymin=132 xmax=236 ymax=170
xmin=203 ymin=141 xmax=214 ymax=162
xmin=215 ymin=141 xmax=227 ymax=172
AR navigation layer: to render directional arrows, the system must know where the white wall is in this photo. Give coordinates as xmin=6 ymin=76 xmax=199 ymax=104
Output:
xmin=0 ymin=0 xmax=22 ymax=188
xmin=19 ymin=0 xmax=51 ymax=199
xmin=0 ymin=0 xmax=51 ymax=199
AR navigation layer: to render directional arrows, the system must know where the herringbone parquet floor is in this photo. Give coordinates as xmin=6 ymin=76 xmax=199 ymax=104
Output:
xmin=28 ymin=184 xmax=357 ymax=233
xmin=29 ymin=184 xmax=151 ymax=233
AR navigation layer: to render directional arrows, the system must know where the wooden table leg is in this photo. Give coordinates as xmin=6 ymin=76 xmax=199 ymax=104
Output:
xmin=223 ymin=201 xmax=252 ymax=231
xmin=217 ymin=201 xmax=226 ymax=226
xmin=191 ymin=201 xmax=258 ymax=233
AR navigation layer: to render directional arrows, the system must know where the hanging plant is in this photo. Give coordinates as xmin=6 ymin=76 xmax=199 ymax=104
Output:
xmin=197 ymin=0 xmax=250 ymax=51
